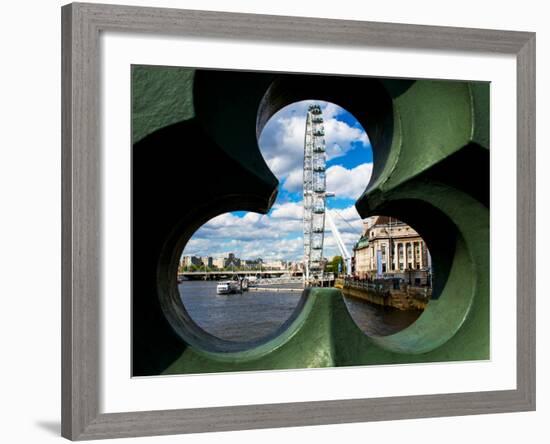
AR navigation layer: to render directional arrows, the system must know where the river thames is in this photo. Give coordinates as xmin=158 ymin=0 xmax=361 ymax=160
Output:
xmin=179 ymin=281 xmax=422 ymax=342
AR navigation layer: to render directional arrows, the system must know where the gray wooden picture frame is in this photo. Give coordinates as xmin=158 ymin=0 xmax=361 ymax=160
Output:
xmin=61 ymin=2 xmax=536 ymax=440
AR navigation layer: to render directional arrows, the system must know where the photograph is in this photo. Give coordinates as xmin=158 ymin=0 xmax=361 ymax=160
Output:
xmin=131 ymin=66 xmax=490 ymax=376
xmin=0 ymin=0 xmax=542 ymax=442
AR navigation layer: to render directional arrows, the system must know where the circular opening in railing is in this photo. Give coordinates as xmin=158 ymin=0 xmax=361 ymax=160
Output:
xmin=340 ymin=215 xmax=433 ymax=337
xmin=177 ymin=100 xmax=373 ymax=343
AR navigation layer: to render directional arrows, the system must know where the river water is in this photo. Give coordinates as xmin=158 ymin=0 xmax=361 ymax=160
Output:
xmin=179 ymin=280 xmax=423 ymax=342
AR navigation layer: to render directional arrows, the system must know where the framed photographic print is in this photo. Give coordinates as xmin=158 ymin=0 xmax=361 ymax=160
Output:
xmin=61 ymin=2 xmax=535 ymax=440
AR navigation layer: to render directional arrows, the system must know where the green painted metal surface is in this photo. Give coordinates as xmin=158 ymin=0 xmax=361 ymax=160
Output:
xmin=132 ymin=65 xmax=195 ymax=144
xmin=131 ymin=66 xmax=490 ymax=376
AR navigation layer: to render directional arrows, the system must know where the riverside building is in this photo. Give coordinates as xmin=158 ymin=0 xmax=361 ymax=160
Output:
xmin=352 ymin=216 xmax=431 ymax=286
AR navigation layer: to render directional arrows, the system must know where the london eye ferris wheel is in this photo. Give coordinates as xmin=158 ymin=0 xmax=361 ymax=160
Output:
xmin=302 ymin=104 xmax=328 ymax=284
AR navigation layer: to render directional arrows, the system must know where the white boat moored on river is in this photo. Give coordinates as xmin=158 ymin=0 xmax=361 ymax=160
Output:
xmin=216 ymin=280 xmax=240 ymax=294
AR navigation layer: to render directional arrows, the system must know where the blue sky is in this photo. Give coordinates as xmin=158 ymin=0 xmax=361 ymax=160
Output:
xmin=183 ymin=101 xmax=373 ymax=261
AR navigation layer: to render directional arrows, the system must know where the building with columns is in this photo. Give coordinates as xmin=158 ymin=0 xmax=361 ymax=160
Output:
xmin=352 ymin=216 xmax=431 ymax=285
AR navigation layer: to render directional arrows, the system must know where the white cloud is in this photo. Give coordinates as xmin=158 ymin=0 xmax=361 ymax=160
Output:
xmin=323 ymin=118 xmax=369 ymax=161
xmin=184 ymin=230 xmax=304 ymax=261
xmin=258 ymin=100 xmax=372 ymax=183
xmin=261 ymin=114 xmax=306 ymax=178
xmin=326 ymin=163 xmax=373 ymax=200
xmin=203 ymin=212 xmax=242 ymax=228
xmin=328 ymin=206 xmax=364 ymax=235
xmin=321 ymin=102 xmax=341 ymax=120
xmin=183 ymin=203 xmax=367 ymax=262
xmin=242 ymin=212 xmax=263 ymax=224
xmin=270 ymin=201 xmax=303 ymax=220
xmin=282 ymin=168 xmax=303 ymax=193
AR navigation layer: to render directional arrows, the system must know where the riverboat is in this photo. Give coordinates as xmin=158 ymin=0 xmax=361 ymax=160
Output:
xmin=216 ymin=280 xmax=240 ymax=294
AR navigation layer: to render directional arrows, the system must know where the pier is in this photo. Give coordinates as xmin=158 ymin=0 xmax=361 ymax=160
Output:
xmin=335 ymin=278 xmax=430 ymax=311
xmin=248 ymin=287 xmax=303 ymax=293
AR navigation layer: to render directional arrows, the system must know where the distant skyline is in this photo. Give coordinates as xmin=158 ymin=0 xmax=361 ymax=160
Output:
xmin=183 ymin=100 xmax=373 ymax=261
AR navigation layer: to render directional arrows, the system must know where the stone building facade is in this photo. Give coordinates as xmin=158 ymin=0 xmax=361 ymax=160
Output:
xmin=211 ymin=257 xmax=225 ymax=269
xmin=353 ymin=216 xmax=431 ymax=285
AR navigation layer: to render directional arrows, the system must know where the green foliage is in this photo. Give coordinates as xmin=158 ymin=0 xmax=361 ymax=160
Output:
xmin=326 ymin=255 xmax=343 ymax=273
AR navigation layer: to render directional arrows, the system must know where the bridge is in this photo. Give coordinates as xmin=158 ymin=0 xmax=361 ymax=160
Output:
xmin=178 ymin=271 xmax=335 ymax=289
xmin=178 ymin=270 xmax=303 ymax=281
xmin=252 ymin=273 xmax=334 ymax=286
xmin=251 ymin=276 xmax=303 ymax=286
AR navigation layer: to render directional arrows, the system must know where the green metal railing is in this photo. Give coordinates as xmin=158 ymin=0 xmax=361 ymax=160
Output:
xmin=132 ymin=66 xmax=489 ymax=376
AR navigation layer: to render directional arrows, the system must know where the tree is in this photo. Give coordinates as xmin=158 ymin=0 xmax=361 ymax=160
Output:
xmin=326 ymin=255 xmax=343 ymax=273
